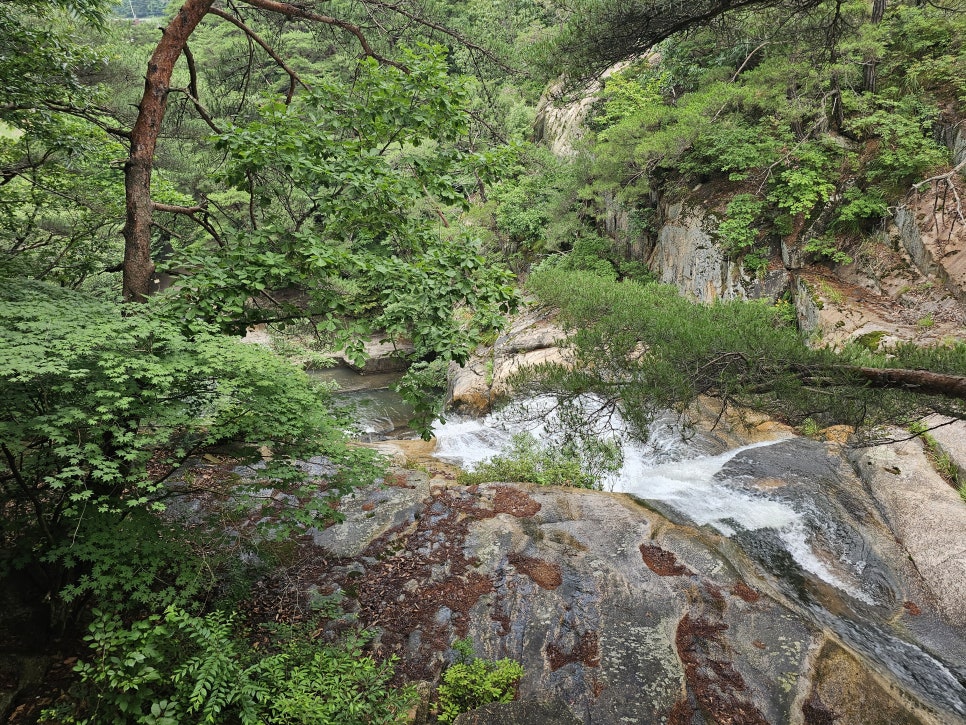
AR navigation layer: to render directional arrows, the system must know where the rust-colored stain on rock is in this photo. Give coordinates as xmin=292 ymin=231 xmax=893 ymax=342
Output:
xmin=492 ymin=485 xmax=542 ymax=517
xmin=730 ymin=582 xmax=761 ymax=603
xmin=903 ymin=601 xmax=921 ymax=616
xmin=507 ymin=552 xmax=563 ymax=589
xmin=673 ymin=613 xmax=768 ymax=725
xmin=640 ymin=543 xmax=693 ymax=576
xmin=546 ymin=630 xmax=601 ymax=671
xmin=802 ymin=693 xmax=841 ymax=724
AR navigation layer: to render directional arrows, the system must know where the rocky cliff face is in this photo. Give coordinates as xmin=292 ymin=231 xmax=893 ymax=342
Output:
xmin=647 ymin=199 xmax=790 ymax=303
xmin=616 ymin=186 xmax=966 ymax=347
xmin=536 ymin=90 xmax=966 ymax=348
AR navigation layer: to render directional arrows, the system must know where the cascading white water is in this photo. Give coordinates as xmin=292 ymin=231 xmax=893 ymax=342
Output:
xmin=432 ymin=395 xmax=869 ymax=602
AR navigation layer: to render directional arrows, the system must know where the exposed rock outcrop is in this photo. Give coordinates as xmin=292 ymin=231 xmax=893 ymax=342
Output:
xmin=793 ymin=269 xmax=965 ymax=348
xmin=284 ymin=432 xmax=966 ymax=724
xmin=894 ymin=186 xmax=966 ymax=302
xmin=452 ymin=697 xmax=581 ymax=725
xmin=648 ymin=200 xmax=788 ymax=302
xmin=447 ymin=308 xmax=570 ymax=415
xmin=533 ymin=63 xmax=634 ymax=158
xmin=849 ymin=435 xmax=966 ymax=627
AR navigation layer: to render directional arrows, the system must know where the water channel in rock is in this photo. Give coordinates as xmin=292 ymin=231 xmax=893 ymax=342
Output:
xmin=432 ymin=396 xmax=966 ymax=721
xmin=314 ymin=369 xmax=966 ymax=721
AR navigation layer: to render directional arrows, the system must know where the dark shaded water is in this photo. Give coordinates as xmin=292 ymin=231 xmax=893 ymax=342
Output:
xmin=310 ymin=366 xmax=414 ymax=438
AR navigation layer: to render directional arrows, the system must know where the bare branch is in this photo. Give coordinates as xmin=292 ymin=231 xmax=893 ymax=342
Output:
xmin=208 ymin=6 xmax=308 ymax=103
xmin=153 ymin=201 xmax=224 ymax=246
xmin=360 ymin=0 xmax=516 ymax=73
xmin=913 ymin=157 xmax=966 ymax=191
xmin=174 ymin=42 xmax=224 ymax=132
xmin=237 ymin=0 xmax=409 ymax=73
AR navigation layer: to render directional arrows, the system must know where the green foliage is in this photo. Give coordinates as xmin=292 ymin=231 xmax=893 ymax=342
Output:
xmin=0 ymin=116 xmax=126 ymax=285
xmin=799 ymin=418 xmax=821 ymax=438
xmin=564 ymin=234 xmax=620 ymax=279
xmin=853 ymin=330 xmax=885 ymax=352
xmin=844 ymin=98 xmax=948 ymax=191
xmin=488 ymin=146 xmax=585 ymax=261
xmin=458 ymin=432 xmax=620 ymax=489
xmin=877 ymin=4 xmax=966 ymax=107
xmin=53 ymin=609 xmax=416 ymax=724
xmin=436 ymin=639 xmax=524 ymax=724
xmin=717 ymin=194 xmax=768 ymax=272
xmin=802 ymin=235 xmax=853 ymax=265
xmin=766 ymin=144 xmax=836 ymax=217
xmin=0 ymin=0 xmax=105 ymax=113
xmin=394 ymin=358 xmax=450 ymax=438
xmin=834 ymin=186 xmax=888 ymax=232
xmin=547 ymin=1 xmax=960 ymax=272
xmin=169 ymin=46 xmax=518 ymax=367
xmin=0 ymin=281 xmax=376 ymax=617
xmin=53 ymin=509 xmax=211 ymax=615
xmin=524 ymin=269 xmax=966 ymax=439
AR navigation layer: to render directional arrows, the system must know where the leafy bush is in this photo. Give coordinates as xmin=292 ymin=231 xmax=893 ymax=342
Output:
xmin=458 ymin=432 xmax=618 ymax=489
xmin=394 ymin=358 xmax=450 ymax=438
xmin=717 ymin=194 xmax=770 ymax=273
xmin=0 ymin=280 xmax=379 ymax=623
xmin=802 ymin=235 xmax=853 ymax=266
xmin=51 ymin=609 xmax=416 ymax=724
xmin=436 ymin=638 xmax=524 ymax=724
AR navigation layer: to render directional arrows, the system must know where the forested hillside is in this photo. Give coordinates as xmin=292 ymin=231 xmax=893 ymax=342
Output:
xmin=2 ymin=0 xmax=966 ymax=721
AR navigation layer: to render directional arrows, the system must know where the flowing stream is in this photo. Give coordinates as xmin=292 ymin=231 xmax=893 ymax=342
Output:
xmin=432 ymin=396 xmax=966 ymax=721
xmin=432 ymin=396 xmax=863 ymax=599
xmin=316 ymin=372 xmax=966 ymax=720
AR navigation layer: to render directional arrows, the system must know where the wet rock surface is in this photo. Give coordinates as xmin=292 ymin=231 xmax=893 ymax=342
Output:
xmin=283 ymin=447 xmax=965 ymax=724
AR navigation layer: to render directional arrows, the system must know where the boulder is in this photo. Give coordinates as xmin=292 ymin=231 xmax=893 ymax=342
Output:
xmin=448 ymin=310 xmax=570 ymax=415
xmin=849 ymin=437 xmax=966 ymax=627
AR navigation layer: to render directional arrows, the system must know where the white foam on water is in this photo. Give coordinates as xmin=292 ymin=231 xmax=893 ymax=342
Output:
xmin=432 ymin=395 xmax=870 ymax=601
xmin=614 ymin=440 xmax=797 ymax=532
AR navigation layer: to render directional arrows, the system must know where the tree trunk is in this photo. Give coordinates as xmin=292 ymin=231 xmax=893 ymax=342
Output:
xmin=854 ymin=366 xmax=966 ymax=399
xmin=862 ymin=0 xmax=887 ymax=93
xmin=122 ymin=0 xmax=214 ymax=301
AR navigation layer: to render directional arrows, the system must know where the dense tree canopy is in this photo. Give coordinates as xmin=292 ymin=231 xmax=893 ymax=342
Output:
xmin=4 ymin=0 xmax=966 ymax=719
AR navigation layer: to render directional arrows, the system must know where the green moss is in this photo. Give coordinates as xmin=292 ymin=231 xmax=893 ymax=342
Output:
xmin=854 ymin=331 xmax=886 ymax=352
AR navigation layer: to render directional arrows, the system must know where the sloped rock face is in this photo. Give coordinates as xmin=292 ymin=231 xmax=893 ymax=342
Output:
xmin=447 ymin=309 xmax=570 ymax=416
xmin=459 ymin=485 xmax=814 ymax=725
xmin=793 ymin=268 xmax=965 ymax=348
xmin=292 ymin=450 xmax=964 ymax=724
xmin=534 ymin=63 xmax=634 ymax=158
xmin=895 ymin=189 xmax=966 ymax=303
xmin=849 ymin=436 xmax=966 ymax=627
